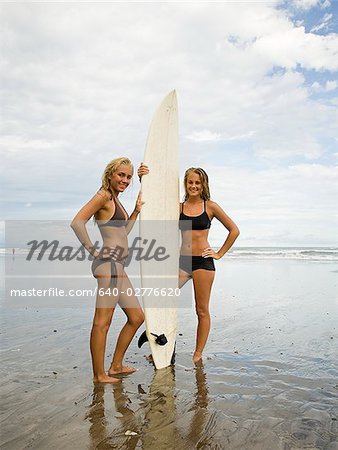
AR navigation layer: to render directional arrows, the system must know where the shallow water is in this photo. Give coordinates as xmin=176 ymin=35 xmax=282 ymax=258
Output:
xmin=1 ymin=256 xmax=337 ymax=449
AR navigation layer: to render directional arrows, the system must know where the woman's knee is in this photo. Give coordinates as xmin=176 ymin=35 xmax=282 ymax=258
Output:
xmin=128 ymin=309 xmax=145 ymax=328
xmin=92 ymin=314 xmax=113 ymax=333
xmin=92 ymin=321 xmax=110 ymax=334
xmin=195 ymin=306 xmax=210 ymax=320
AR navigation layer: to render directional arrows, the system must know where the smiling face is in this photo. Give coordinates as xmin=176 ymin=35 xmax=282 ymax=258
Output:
xmin=185 ymin=172 xmax=203 ymax=198
xmin=110 ymin=164 xmax=133 ymax=194
xmin=183 ymin=167 xmax=210 ymax=201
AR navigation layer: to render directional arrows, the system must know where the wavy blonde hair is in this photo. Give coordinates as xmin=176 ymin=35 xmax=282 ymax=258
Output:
xmin=183 ymin=167 xmax=210 ymax=201
xmin=100 ymin=157 xmax=134 ymax=198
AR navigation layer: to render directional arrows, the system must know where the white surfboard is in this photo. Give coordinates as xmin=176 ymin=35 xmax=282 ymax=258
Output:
xmin=140 ymin=90 xmax=179 ymax=370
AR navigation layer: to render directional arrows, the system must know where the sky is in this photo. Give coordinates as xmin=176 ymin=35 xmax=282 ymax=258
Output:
xmin=1 ymin=0 xmax=337 ymax=247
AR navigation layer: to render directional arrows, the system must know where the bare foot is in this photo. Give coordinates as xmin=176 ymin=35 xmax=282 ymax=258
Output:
xmin=193 ymin=351 xmax=203 ymax=364
xmin=93 ymin=374 xmax=120 ymax=384
xmin=108 ymin=365 xmax=137 ymax=376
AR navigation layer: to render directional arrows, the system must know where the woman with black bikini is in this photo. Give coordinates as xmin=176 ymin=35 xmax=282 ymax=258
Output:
xmin=138 ymin=164 xmax=240 ymax=364
xmin=71 ymin=157 xmax=144 ymax=383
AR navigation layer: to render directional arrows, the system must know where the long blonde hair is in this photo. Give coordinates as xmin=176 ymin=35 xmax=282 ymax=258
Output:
xmin=183 ymin=167 xmax=210 ymax=201
xmin=101 ymin=157 xmax=133 ymax=197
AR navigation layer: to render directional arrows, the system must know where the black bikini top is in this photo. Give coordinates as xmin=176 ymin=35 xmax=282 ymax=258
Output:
xmin=179 ymin=201 xmax=211 ymax=231
xmin=98 ymin=194 xmax=128 ymax=228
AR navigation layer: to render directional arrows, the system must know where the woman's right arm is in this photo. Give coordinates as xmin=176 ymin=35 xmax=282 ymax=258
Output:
xmin=70 ymin=191 xmax=109 ymax=258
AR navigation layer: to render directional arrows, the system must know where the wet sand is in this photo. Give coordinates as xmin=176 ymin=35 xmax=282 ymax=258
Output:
xmin=1 ymin=258 xmax=337 ymax=449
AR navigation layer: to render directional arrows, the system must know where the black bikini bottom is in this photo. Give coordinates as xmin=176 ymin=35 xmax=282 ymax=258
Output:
xmin=179 ymin=255 xmax=215 ymax=275
xmin=91 ymin=257 xmax=125 ymax=288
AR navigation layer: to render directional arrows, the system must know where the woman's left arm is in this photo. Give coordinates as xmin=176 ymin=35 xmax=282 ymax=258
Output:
xmin=202 ymin=201 xmax=240 ymax=260
xmin=125 ymin=191 xmax=144 ymax=234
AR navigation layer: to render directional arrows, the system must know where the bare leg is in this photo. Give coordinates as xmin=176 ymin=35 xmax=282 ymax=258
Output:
xmin=192 ymin=269 xmax=215 ymax=363
xmin=109 ymin=272 xmax=144 ymax=375
xmin=91 ymin=260 xmax=120 ymax=383
xmin=91 ymin=307 xmax=120 ymax=383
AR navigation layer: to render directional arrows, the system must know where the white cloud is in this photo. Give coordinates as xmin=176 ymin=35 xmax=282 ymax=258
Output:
xmin=288 ymin=163 xmax=338 ymax=178
xmin=0 ymin=135 xmax=63 ymax=153
xmin=255 ymin=135 xmax=322 ymax=160
xmin=289 ymin=0 xmax=324 ymax=10
xmin=310 ymin=12 xmax=333 ymax=33
xmin=326 ymin=80 xmax=338 ymax=91
xmin=186 ymin=130 xmax=221 ymax=142
xmin=328 ymin=97 xmax=338 ymax=106
xmin=321 ymin=0 xmax=331 ymax=8
xmin=228 ymin=70 xmax=337 ymax=160
xmin=311 ymin=21 xmax=328 ymax=33
xmin=227 ymin=131 xmax=257 ymax=141
xmin=311 ymin=81 xmax=322 ymax=92
xmin=310 ymin=79 xmax=338 ymax=92
xmin=253 ymin=26 xmax=338 ymax=71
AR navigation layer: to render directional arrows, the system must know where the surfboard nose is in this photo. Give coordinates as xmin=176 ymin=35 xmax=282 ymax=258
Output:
xmin=166 ymin=89 xmax=177 ymax=102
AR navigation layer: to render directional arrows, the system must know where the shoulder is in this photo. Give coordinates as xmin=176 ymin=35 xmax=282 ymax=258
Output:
xmin=96 ymin=189 xmax=112 ymax=202
xmin=72 ymin=189 xmax=112 ymax=221
xmin=206 ymin=200 xmax=224 ymax=219
xmin=91 ymin=189 xmax=112 ymax=212
xmin=205 ymin=200 xmax=218 ymax=211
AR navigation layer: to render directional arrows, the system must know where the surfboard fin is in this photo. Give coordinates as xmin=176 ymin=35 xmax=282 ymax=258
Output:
xmin=151 ymin=333 xmax=168 ymax=346
xmin=138 ymin=330 xmax=149 ymax=348
xmin=138 ymin=330 xmax=169 ymax=348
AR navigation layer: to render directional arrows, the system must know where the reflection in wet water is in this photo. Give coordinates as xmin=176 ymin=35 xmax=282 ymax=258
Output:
xmin=87 ymin=385 xmax=107 ymax=447
xmin=87 ymin=381 xmax=140 ymax=449
xmin=85 ymin=365 xmax=212 ymax=449
xmin=141 ymin=367 xmax=177 ymax=448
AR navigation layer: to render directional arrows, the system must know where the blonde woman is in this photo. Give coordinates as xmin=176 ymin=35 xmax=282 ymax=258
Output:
xmin=138 ymin=164 xmax=240 ymax=364
xmin=71 ymin=157 xmax=144 ymax=383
